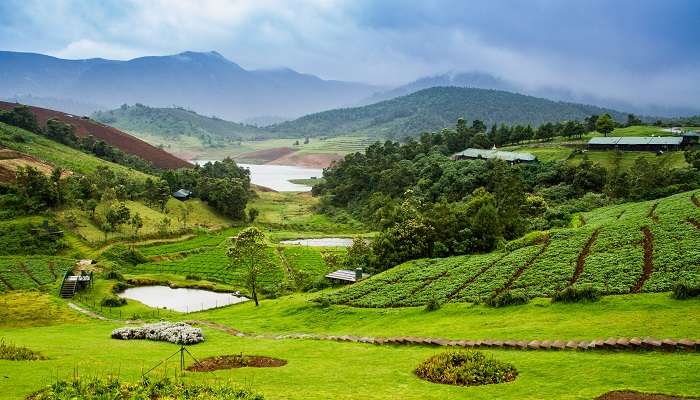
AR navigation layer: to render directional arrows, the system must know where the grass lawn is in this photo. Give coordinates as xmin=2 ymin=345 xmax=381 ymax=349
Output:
xmin=193 ymin=292 xmax=700 ymax=341
xmin=1 ymin=319 xmax=699 ymax=400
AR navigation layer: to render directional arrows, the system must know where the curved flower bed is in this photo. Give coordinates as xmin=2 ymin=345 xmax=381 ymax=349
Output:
xmin=111 ymin=322 xmax=204 ymax=345
xmin=415 ymin=350 xmax=517 ymax=386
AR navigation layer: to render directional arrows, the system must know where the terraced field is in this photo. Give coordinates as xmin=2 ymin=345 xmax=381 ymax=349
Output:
xmin=324 ymin=190 xmax=700 ymax=307
xmin=0 ymin=256 xmax=75 ymax=292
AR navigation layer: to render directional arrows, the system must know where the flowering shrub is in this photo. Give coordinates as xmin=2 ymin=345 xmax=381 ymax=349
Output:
xmin=111 ymin=322 xmax=204 ymax=345
xmin=415 ymin=350 xmax=517 ymax=386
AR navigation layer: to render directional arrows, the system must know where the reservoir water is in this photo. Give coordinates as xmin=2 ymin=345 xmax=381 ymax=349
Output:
xmin=280 ymin=238 xmax=356 ymax=247
xmin=192 ymin=161 xmax=323 ymax=192
xmin=118 ymin=286 xmax=248 ymax=312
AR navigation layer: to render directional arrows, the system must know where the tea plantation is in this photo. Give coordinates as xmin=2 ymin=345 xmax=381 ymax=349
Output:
xmin=324 ymin=190 xmax=700 ymax=307
xmin=0 ymin=256 xmax=75 ymax=292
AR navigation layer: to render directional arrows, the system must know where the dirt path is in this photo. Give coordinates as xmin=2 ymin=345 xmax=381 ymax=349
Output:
xmin=68 ymin=302 xmax=111 ymax=321
xmin=569 ymin=228 xmax=601 ymax=286
xmin=647 ymin=203 xmax=659 ymax=223
xmin=446 ymin=253 xmax=510 ymax=300
xmin=688 ymin=218 xmax=700 ymax=230
xmin=18 ymin=262 xmax=42 ymax=285
xmin=496 ymin=238 xmax=551 ymax=295
xmin=631 ymin=227 xmax=654 ymax=293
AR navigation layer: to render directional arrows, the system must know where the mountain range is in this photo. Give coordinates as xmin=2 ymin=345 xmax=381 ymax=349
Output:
xmin=0 ymin=50 xmax=380 ymax=121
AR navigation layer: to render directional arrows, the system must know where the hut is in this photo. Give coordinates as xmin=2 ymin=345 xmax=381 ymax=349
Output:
xmin=451 ymin=148 xmax=537 ymax=164
xmin=325 ymin=268 xmax=368 ymax=284
xmin=173 ymin=189 xmax=193 ymax=201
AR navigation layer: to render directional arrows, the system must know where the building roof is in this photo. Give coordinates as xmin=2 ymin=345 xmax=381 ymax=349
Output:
xmin=452 ymin=148 xmax=536 ymax=162
xmin=325 ymin=269 xmax=358 ymax=282
xmin=588 ymin=136 xmax=682 ymax=146
xmin=173 ymin=189 xmax=193 ymax=198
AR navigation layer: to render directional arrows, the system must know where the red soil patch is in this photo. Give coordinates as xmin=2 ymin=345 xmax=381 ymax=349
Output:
xmin=569 ymin=228 xmax=601 ymax=286
xmin=631 ymin=227 xmax=654 ymax=293
xmin=596 ymin=391 xmax=699 ymax=400
xmin=687 ymin=218 xmax=700 ymax=230
xmin=268 ymin=152 xmax=343 ymax=168
xmin=692 ymin=194 xmax=700 ymax=208
xmin=647 ymin=203 xmax=659 ymax=223
xmin=0 ymin=147 xmax=68 ymax=183
xmin=497 ymin=237 xmax=551 ymax=295
xmin=0 ymin=101 xmax=191 ymax=170
xmin=236 ymin=147 xmax=297 ymax=163
xmin=187 ymin=355 xmax=287 ymax=372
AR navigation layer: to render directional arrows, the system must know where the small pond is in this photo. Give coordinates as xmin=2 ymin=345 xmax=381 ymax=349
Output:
xmin=118 ymin=286 xmax=248 ymax=312
xmin=280 ymin=238 xmax=356 ymax=247
xmin=192 ymin=161 xmax=323 ymax=192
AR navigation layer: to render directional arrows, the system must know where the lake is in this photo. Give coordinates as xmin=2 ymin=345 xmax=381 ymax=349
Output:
xmin=192 ymin=161 xmax=323 ymax=192
xmin=280 ymin=238 xmax=356 ymax=247
xmin=118 ymin=286 xmax=248 ymax=312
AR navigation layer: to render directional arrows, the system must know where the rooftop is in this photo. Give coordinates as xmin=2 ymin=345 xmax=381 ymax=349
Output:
xmin=587 ymin=136 xmax=682 ymax=146
xmin=452 ymin=148 xmax=537 ymax=162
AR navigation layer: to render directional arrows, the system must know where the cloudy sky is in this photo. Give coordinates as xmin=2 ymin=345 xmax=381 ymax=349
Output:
xmin=1 ymin=0 xmax=698 ymax=110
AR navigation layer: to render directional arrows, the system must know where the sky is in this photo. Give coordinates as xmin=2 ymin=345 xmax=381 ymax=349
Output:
xmin=1 ymin=0 xmax=698 ymax=110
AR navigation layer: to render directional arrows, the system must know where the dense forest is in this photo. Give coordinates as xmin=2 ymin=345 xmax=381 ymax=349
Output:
xmin=314 ymin=118 xmax=700 ymax=272
xmin=93 ymin=104 xmax=269 ymax=145
xmin=270 ymin=87 xmax=629 ymax=139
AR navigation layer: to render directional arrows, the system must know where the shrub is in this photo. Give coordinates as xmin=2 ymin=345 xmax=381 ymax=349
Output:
xmin=186 ymin=274 xmax=202 ymax=281
xmin=672 ymin=282 xmax=700 ymax=300
xmin=415 ymin=350 xmax=517 ymax=386
xmin=0 ymin=339 xmax=45 ymax=360
xmin=316 ymin=297 xmax=331 ymax=308
xmin=424 ymin=297 xmax=441 ymax=312
xmin=485 ymin=291 xmax=529 ymax=308
xmin=101 ymin=296 xmax=127 ymax=307
xmin=551 ymin=285 xmax=601 ymax=303
xmin=105 ymin=270 xmax=124 ymax=281
xmin=28 ymin=376 xmax=263 ymax=399
xmin=101 ymin=245 xmax=147 ymax=266
xmin=111 ymin=281 xmax=128 ymax=294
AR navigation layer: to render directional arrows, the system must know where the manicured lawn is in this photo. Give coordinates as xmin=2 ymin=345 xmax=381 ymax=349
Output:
xmin=2 ymin=320 xmax=699 ymax=400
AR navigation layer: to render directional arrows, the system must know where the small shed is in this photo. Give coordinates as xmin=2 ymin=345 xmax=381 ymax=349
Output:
xmin=451 ymin=148 xmax=537 ymax=164
xmin=325 ymin=268 xmax=367 ymax=284
xmin=173 ymin=189 xmax=193 ymax=201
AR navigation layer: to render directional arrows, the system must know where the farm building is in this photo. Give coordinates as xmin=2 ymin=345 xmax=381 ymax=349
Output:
xmin=587 ymin=136 xmax=683 ymax=151
xmin=173 ymin=189 xmax=193 ymax=201
xmin=682 ymin=131 xmax=700 ymax=145
xmin=451 ymin=148 xmax=537 ymax=164
xmin=325 ymin=268 xmax=368 ymax=284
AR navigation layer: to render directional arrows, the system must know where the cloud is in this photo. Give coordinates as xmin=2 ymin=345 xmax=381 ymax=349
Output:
xmin=0 ymin=0 xmax=698 ymax=112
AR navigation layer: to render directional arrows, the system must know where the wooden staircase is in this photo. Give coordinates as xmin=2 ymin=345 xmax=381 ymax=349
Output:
xmin=60 ymin=278 xmax=77 ymax=298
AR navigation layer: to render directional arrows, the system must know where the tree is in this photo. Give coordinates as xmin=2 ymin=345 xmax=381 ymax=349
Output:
xmin=130 ymin=212 xmax=143 ymax=239
xmin=154 ymin=180 xmax=171 ymax=212
xmin=596 ymin=113 xmax=615 ymax=136
xmin=105 ymin=202 xmax=130 ymax=233
xmin=227 ymin=227 xmax=275 ymax=306
xmin=86 ymin=199 xmax=98 ymax=219
xmin=157 ymin=217 xmax=171 ymax=235
xmin=626 ymin=113 xmax=642 ymax=127
xmin=248 ymin=207 xmax=260 ymax=222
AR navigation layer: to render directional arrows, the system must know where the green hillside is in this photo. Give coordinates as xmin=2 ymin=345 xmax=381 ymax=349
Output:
xmin=270 ymin=87 xmax=629 ymax=139
xmin=323 ymin=189 xmax=700 ymax=307
xmin=93 ymin=104 xmax=269 ymax=143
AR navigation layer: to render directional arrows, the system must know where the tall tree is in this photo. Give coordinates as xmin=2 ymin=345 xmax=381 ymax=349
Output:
xmin=227 ymin=227 xmax=275 ymax=306
xmin=596 ymin=113 xmax=615 ymax=136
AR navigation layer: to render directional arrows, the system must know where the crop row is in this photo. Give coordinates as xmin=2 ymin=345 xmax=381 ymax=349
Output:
xmin=137 ymin=228 xmax=239 ymax=257
xmin=325 ymin=190 xmax=700 ymax=307
xmin=0 ymin=257 xmax=75 ymax=292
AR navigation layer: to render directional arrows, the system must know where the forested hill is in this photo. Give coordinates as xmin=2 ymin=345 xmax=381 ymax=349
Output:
xmin=269 ymin=87 xmax=629 ymax=139
xmin=93 ymin=104 xmax=268 ymax=141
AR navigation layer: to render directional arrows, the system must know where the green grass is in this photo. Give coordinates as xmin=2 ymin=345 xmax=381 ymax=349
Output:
xmin=323 ymin=190 xmax=700 ymax=307
xmin=2 ymin=319 xmax=699 ymax=400
xmin=0 ymin=291 xmax=86 ymax=328
xmin=288 ymin=177 xmax=325 ymax=186
xmin=0 ymin=122 xmax=151 ymax=179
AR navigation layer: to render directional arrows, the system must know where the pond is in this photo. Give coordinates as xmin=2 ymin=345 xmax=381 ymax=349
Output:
xmin=280 ymin=238 xmax=356 ymax=247
xmin=118 ymin=286 xmax=248 ymax=312
xmin=192 ymin=161 xmax=323 ymax=192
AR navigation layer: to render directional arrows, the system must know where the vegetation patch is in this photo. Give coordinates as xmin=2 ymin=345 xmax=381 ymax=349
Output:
xmin=187 ymin=354 xmax=287 ymax=372
xmin=552 ymin=285 xmax=601 ymax=303
xmin=595 ymin=391 xmax=700 ymax=400
xmin=414 ymin=350 xmax=517 ymax=386
xmin=27 ymin=376 xmax=263 ymax=400
xmin=0 ymin=338 xmax=45 ymax=360
xmin=485 ymin=291 xmax=530 ymax=308
xmin=671 ymin=282 xmax=700 ymax=300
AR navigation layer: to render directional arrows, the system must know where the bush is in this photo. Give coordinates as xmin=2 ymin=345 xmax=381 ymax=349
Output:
xmin=111 ymin=281 xmax=128 ymax=294
xmin=316 ymin=297 xmax=331 ymax=308
xmin=672 ymin=282 xmax=700 ymax=300
xmin=0 ymin=339 xmax=45 ymax=360
xmin=105 ymin=270 xmax=124 ymax=281
xmin=424 ymin=297 xmax=441 ymax=312
xmin=551 ymin=285 xmax=601 ymax=303
xmin=101 ymin=296 xmax=127 ymax=307
xmin=101 ymin=245 xmax=147 ymax=266
xmin=415 ymin=350 xmax=518 ymax=386
xmin=485 ymin=291 xmax=529 ymax=308
xmin=185 ymin=274 xmax=202 ymax=281
xmin=28 ymin=376 xmax=263 ymax=399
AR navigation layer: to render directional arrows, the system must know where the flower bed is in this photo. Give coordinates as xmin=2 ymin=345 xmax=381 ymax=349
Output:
xmin=111 ymin=322 xmax=204 ymax=345
xmin=415 ymin=350 xmax=517 ymax=386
